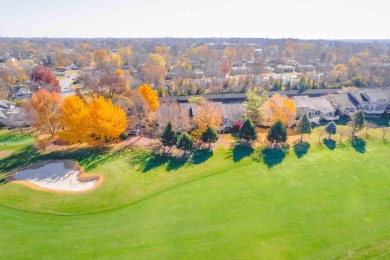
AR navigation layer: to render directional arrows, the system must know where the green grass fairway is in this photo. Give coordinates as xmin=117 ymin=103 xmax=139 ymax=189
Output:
xmin=0 ymin=131 xmax=389 ymax=259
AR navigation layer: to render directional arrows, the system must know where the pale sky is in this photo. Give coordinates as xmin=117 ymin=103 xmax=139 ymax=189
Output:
xmin=1 ymin=0 xmax=389 ymax=39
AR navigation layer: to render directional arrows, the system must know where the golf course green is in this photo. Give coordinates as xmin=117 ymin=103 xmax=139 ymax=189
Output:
xmin=0 ymin=129 xmax=389 ymax=259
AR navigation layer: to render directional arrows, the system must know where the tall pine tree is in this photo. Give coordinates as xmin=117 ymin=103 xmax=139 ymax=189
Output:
xmin=296 ymin=114 xmax=312 ymax=142
xmin=201 ymin=126 xmax=219 ymax=148
xmin=161 ymin=121 xmax=177 ymax=151
xmin=239 ymin=118 xmax=257 ymax=143
xmin=176 ymin=133 xmax=193 ymax=155
xmin=267 ymin=120 xmax=287 ymax=145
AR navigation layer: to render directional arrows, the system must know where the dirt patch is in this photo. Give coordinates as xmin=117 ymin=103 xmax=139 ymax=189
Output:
xmin=0 ymin=150 xmax=13 ymax=159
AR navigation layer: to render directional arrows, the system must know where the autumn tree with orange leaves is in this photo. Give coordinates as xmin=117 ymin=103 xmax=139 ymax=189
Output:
xmin=193 ymin=101 xmax=222 ymax=134
xmin=59 ymin=95 xmax=127 ymax=143
xmin=261 ymin=93 xmax=297 ymax=127
xmin=138 ymin=84 xmax=160 ymax=112
xmin=26 ymin=89 xmax=63 ymax=137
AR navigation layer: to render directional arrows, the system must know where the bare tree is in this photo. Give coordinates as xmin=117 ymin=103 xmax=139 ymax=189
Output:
xmin=381 ymin=127 xmax=390 ymax=142
xmin=337 ymin=127 xmax=352 ymax=144
xmin=157 ymin=101 xmax=190 ymax=133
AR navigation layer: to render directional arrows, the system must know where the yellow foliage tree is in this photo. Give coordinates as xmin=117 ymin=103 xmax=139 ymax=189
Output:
xmin=261 ymin=93 xmax=297 ymax=127
xmin=58 ymin=95 xmax=127 ymax=143
xmin=115 ymin=69 xmax=124 ymax=76
xmin=87 ymin=95 xmax=128 ymax=142
xmin=138 ymin=84 xmax=160 ymax=112
xmin=57 ymin=95 xmax=90 ymax=143
xmin=118 ymin=47 xmax=132 ymax=65
xmin=112 ymin=53 xmax=123 ymax=67
xmin=193 ymin=101 xmax=222 ymax=134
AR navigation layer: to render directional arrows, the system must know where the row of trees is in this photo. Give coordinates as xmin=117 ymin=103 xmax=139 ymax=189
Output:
xmin=26 ymin=89 xmax=128 ymax=143
xmin=161 ymin=122 xmax=219 ymax=154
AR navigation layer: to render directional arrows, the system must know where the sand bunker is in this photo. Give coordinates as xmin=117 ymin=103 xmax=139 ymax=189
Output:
xmin=12 ymin=161 xmax=99 ymax=192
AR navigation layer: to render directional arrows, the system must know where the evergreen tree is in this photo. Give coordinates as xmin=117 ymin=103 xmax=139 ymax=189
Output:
xmin=239 ymin=118 xmax=257 ymax=143
xmin=267 ymin=120 xmax=287 ymax=144
xmin=296 ymin=114 xmax=312 ymax=142
xmin=243 ymin=89 xmax=267 ymax=125
xmin=201 ymin=126 xmax=219 ymax=148
xmin=325 ymin=121 xmax=337 ymax=139
xmin=350 ymin=110 xmax=365 ymax=137
xmin=161 ymin=121 xmax=177 ymax=151
xmin=176 ymin=133 xmax=193 ymax=155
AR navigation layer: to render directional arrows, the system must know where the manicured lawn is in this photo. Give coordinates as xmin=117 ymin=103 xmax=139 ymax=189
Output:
xmin=0 ymin=130 xmax=389 ymax=259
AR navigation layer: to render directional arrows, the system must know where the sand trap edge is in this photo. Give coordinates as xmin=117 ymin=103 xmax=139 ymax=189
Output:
xmin=7 ymin=160 xmax=104 ymax=194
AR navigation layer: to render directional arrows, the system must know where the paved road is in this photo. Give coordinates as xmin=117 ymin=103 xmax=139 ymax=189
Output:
xmin=59 ymin=71 xmax=78 ymax=97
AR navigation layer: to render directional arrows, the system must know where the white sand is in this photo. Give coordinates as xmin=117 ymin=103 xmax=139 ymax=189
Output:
xmin=13 ymin=162 xmax=97 ymax=192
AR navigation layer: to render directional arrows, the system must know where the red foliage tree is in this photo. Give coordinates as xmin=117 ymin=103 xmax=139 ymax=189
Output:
xmin=29 ymin=65 xmax=60 ymax=93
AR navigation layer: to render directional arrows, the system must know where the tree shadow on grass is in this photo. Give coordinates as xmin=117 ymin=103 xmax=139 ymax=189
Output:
xmin=293 ymin=141 xmax=310 ymax=158
xmin=252 ymin=145 xmax=289 ymax=168
xmin=323 ymin=138 xmax=336 ymax=150
xmin=0 ymin=145 xmax=39 ymax=176
xmin=192 ymin=149 xmax=213 ymax=165
xmin=166 ymin=157 xmax=187 ymax=172
xmin=129 ymin=150 xmax=187 ymax=173
xmin=351 ymin=137 xmax=366 ymax=154
xmin=0 ymin=145 xmax=115 ymax=180
xmin=226 ymin=144 xmax=254 ymax=162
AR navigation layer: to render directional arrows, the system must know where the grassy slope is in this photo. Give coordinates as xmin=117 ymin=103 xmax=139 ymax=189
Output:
xmin=0 ymin=130 xmax=389 ymax=259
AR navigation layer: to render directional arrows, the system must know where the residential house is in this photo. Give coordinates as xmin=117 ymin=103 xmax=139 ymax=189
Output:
xmin=9 ymin=84 xmax=32 ymax=100
xmin=0 ymin=100 xmax=20 ymax=125
xmin=176 ymin=101 xmax=246 ymax=132
xmin=351 ymin=88 xmax=390 ymax=117
xmin=295 ymin=64 xmax=315 ymax=73
xmin=328 ymin=92 xmax=359 ymax=117
xmin=292 ymin=96 xmax=339 ymax=125
xmin=274 ymin=65 xmax=294 ymax=73
xmin=329 ymin=88 xmax=390 ymax=117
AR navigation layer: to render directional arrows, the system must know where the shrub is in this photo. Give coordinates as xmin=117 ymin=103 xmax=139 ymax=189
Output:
xmin=233 ymin=121 xmax=243 ymax=133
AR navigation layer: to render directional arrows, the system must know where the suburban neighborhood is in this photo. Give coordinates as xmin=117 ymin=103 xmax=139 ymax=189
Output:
xmin=1 ymin=0 xmax=390 ymax=259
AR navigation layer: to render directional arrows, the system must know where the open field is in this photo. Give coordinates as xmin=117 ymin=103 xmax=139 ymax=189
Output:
xmin=0 ymin=128 xmax=389 ymax=259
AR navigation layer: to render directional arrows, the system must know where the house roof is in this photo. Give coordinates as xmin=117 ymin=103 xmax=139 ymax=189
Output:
xmin=0 ymin=100 xmax=14 ymax=109
xmin=0 ymin=109 xmax=7 ymax=119
xmin=219 ymin=103 xmax=246 ymax=122
xmin=293 ymin=96 xmax=335 ymax=113
xmin=276 ymin=65 xmax=293 ymax=69
xmin=360 ymin=89 xmax=390 ymax=102
xmin=178 ymin=102 xmax=245 ymax=122
xmin=332 ymin=93 xmax=359 ymax=108
xmin=160 ymin=89 xmax=341 ymax=103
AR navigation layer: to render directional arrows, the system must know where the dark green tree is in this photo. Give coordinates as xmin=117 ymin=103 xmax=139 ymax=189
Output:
xmin=325 ymin=121 xmax=337 ymax=139
xmin=161 ymin=121 xmax=177 ymax=151
xmin=296 ymin=114 xmax=312 ymax=142
xmin=176 ymin=133 xmax=193 ymax=155
xmin=239 ymin=118 xmax=257 ymax=143
xmin=267 ymin=120 xmax=287 ymax=144
xmin=201 ymin=126 xmax=219 ymax=148
xmin=350 ymin=110 xmax=365 ymax=137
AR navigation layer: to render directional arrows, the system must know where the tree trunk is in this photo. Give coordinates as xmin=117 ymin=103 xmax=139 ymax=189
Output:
xmin=328 ymin=133 xmax=331 ymax=140
xmin=301 ymin=134 xmax=303 ymax=142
